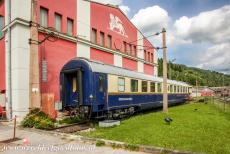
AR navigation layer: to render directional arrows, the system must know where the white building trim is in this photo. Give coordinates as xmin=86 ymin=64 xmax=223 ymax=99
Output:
xmin=76 ymin=0 xmax=91 ymax=59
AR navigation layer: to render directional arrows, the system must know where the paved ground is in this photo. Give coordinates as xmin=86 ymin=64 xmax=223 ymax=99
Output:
xmin=0 ymin=122 xmax=146 ymax=154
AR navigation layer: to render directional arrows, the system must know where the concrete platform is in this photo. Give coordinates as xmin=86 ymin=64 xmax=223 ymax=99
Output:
xmin=99 ymin=120 xmax=120 ymax=127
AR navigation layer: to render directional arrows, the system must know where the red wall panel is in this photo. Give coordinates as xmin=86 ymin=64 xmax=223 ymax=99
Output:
xmin=144 ymin=64 xmax=154 ymax=75
xmin=0 ymin=0 xmax=5 ymax=91
xmin=39 ymin=34 xmax=76 ymax=101
xmin=144 ymin=38 xmax=155 ymax=62
xmin=37 ymin=0 xmax=77 ymax=101
xmin=91 ymin=2 xmax=137 ymax=52
xmin=122 ymin=57 xmax=137 ymax=71
xmin=90 ymin=48 xmax=114 ymax=65
xmin=37 ymin=0 xmax=76 ymax=36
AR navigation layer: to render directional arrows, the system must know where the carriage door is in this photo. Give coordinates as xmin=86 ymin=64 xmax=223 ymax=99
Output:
xmin=69 ymin=75 xmax=79 ymax=107
xmin=68 ymin=70 xmax=83 ymax=107
xmin=95 ymin=73 xmax=107 ymax=105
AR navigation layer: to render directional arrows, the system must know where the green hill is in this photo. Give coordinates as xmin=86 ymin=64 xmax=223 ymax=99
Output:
xmin=158 ymin=58 xmax=230 ymax=87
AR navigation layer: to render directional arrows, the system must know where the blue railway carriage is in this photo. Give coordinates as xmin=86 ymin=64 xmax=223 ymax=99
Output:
xmin=60 ymin=58 xmax=192 ymax=118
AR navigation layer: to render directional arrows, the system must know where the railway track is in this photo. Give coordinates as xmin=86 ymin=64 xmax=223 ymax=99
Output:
xmin=51 ymin=121 xmax=92 ymax=134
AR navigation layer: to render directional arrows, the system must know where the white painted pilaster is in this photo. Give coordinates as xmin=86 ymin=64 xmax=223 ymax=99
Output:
xmin=114 ymin=54 xmax=122 ymax=67
xmin=137 ymin=61 xmax=144 ymax=73
xmin=77 ymin=0 xmax=90 ymax=59
xmin=5 ymin=0 xmax=31 ymax=121
xmin=154 ymin=49 xmax=158 ymax=76
xmin=137 ymin=31 xmax=144 ymax=59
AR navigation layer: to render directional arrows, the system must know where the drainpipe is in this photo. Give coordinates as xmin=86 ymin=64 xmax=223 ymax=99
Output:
xmin=6 ymin=0 xmax=12 ymax=119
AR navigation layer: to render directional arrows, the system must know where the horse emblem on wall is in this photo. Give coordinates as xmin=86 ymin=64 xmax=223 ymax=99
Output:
xmin=109 ymin=14 xmax=127 ymax=37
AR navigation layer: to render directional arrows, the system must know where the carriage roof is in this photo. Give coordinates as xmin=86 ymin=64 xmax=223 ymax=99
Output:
xmin=68 ymin=58 xmax=191 ymax=87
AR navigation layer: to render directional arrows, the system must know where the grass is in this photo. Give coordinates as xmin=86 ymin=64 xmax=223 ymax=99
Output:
xmin=82 ymin=101 xmax=230 ymax=154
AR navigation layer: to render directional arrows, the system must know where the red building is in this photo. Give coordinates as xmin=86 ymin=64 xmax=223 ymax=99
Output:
xmin=0 ymin=0 xmax=158 ymax=120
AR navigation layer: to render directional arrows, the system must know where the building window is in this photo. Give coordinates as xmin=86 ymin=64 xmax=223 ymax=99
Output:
xmin=151 ymin=53 xmax=153 ymax=62
xmin=67 ymin=18 xmax=73 ymax=36
xmin=55 ymin=13 xmax=62 ymax=32
xmin=91 ymin=28 xmax=97 ymax=43
xmin=142 ymin=81 xmax=148 ymax=92
xmin=99 ymin=31 xmax=105 ymax=46
xmin=157 ymin=83 xmax=162 ymax=93
xmin=40 ymin=7 xmax=48 ymax=27
xmin=133 ymin=46 xmax=137 ymax=57
xmin=107 ymin=35 xmax=112 ymax=48
xmin=123 ymin=41 xmax=127 ymax=53
xmin=150 ymin=82 xmax=155 ymax=92
xmin=144 ymin=50 xmax=147 ymax=60
xmin=131 ymin=79 xmax=138 ymax=92
xmin=128 ymin=44 xmax=132 ymax=55
xmin=148 ymin=52 xmax=150 ymax=62
xmin=0 ymin=16 xmax=4 ymax=39
xmin=118 ymin=77 xmax=125 ymax=92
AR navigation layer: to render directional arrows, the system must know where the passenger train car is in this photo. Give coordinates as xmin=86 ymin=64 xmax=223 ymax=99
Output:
xmin=60 ymin=58 xmax=192 ymax=118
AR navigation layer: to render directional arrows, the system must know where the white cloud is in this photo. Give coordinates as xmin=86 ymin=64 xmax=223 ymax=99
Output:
xmin=174 ymin=5 xmax=230 ymax=44
xmin=131 ymin=5 xmax=170 ymax=34
xmin=196 ymin=43 xmax=230 ymax=74
xmin=119 ymin=5 xmax=130 ymax=16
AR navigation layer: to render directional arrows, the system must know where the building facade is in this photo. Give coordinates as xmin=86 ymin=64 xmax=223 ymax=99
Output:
xmin=0 ymin=0 xmax=158 ymax=120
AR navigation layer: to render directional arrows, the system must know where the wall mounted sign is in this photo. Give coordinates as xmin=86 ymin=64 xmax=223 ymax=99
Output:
xmin=109 ymin=14 xmax=127 ymax=37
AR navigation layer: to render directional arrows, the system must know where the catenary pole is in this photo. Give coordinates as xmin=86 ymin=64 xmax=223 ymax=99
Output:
xmin=162 ymin=28 xmax=168 ymax=113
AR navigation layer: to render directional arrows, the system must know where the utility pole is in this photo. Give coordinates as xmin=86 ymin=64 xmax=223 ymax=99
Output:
xmin=162 ymin=28 xmax=168 ymax=113
xmin=29 ymin=0 xmax=41 ymax=109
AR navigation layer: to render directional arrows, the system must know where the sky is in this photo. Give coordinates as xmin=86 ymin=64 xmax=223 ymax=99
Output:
xmin=93 ymin=0 xmax=230 ymax=74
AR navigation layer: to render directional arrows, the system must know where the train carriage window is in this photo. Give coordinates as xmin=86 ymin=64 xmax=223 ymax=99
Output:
xmin=170 ymin=85 xmax=173 ymax=93
xmin=150 ymin=82 xmax=155 ymax=92
xmin=157 ymin=83 xmax=162 ymax=93
xmin=174 ymin=85 xmax=176 ymax=93
xmin=72 ymin=77 xmax=77 ymax=92
xmin=98 ymin=76 xmax=104 ymax=92
xmin=142 ymin=81 xmax=147 ymax=92
xmin=177 ymin=86 xmax=180 ymax=93
xmin=118 ymin=77 xmax=125 ymax=92
xmin=131 ymin=79 xmax=138 ymax=92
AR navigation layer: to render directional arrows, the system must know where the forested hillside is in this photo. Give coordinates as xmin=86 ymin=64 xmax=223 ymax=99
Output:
xmin=158 ymin=58 xmax=230 ymax=87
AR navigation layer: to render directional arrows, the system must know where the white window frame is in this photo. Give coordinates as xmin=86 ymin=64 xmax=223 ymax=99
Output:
xmin=118 ymin=77 xmax=125 ymax=92
xmin=40 ymin=7 xmax=48 ymax=27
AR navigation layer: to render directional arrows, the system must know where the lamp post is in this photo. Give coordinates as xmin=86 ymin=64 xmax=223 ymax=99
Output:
xmin=162 ymin=28 xmax=168 ymax=113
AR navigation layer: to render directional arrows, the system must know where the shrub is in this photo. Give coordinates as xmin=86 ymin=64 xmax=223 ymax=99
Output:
xmin=96 ymin=140 xmax=105 ymax=147
xmin=111 ymin=143 xmax=122 ymax=149
xmin=58 ymin=116 xmax=81 ymax=124
xmin=21 ymin=108 xmax=55 ymax=130
xmin=124 ymin=144 xmax=139 ymax=151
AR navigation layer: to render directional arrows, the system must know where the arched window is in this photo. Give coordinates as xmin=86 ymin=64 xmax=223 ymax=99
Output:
xmin=0 ymin=16 xmax=4 ymax=39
